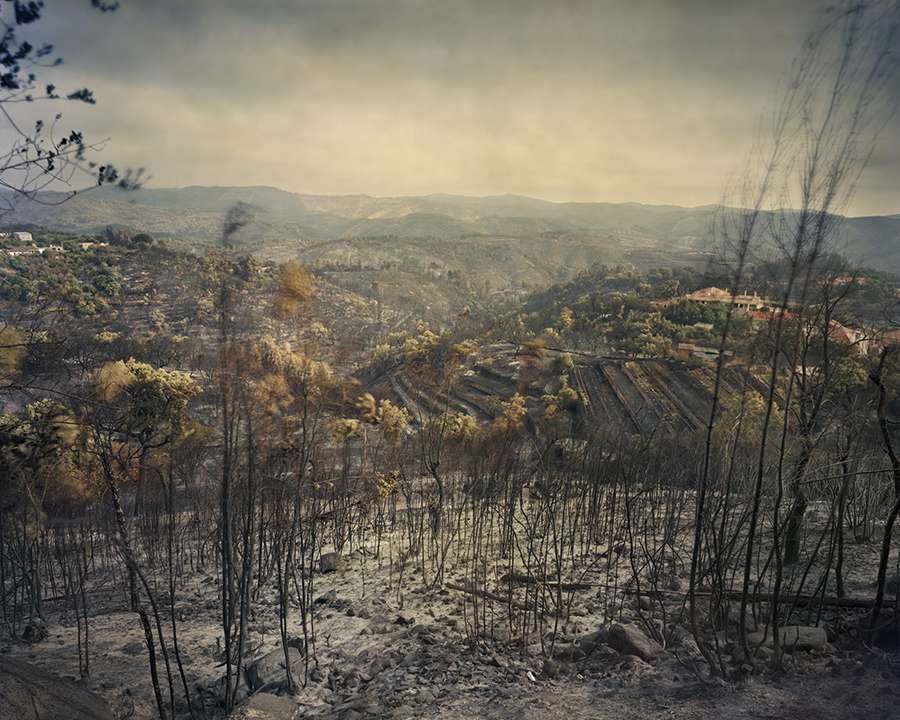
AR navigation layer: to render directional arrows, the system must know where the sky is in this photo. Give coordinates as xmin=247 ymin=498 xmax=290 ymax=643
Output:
xmin=14 ymin=0 xmax=900 ymax=216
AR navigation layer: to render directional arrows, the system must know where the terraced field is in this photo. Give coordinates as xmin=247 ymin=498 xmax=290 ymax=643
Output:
xmin=388 ymin=351 xmax=761 ymax=439
xmin=574 ymin=363 xmax=640 ymax=434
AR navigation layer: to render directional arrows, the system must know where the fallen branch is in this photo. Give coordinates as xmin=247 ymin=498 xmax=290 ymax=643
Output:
xmin=445 ymin=582 xmax=530 ymax=611
xmin=500 ymin=572 xmax=593 ymax=592
xmin=706 ymin=589 xmax=878 ymax=610
xmin=492 ymin=577 xmax=880 ymax=610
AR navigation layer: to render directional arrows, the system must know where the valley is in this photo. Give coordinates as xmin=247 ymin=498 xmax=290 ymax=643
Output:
xmin=4 ymin=2 xmax=900 ymax=719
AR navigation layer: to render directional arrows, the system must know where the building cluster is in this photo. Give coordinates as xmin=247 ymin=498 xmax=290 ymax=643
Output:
xmin=0 ymin=231 xmax=109 ymax=257
xmin=3 ymin=244 xmax=63 ymax=257
xmin=684 ymin=286 xmax=768 ymax=311
xmin=680 ymin=286 xmax=870 ymax=359
xmin=0 ymin=231 xmax=33 ymax=244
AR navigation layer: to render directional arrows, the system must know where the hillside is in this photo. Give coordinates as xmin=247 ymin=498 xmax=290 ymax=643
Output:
xmin=375 ymin=341 xmax=762 ymax=440
xmin=6 ymin=186 xmax=899 ymax=279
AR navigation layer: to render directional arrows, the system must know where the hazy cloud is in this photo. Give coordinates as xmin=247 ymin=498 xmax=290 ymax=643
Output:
xmin=12 ymin=0 xmax=900 ymax=215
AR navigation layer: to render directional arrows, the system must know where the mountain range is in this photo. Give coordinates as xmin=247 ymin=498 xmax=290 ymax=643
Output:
xmin=3 ymin=185 xmax=899 ymax=276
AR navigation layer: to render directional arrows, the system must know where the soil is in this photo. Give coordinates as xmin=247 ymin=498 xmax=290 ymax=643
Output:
xmin=4 ymin=534 xmax=899 ymax=720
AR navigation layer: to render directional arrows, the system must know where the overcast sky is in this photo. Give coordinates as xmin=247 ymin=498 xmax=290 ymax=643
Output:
xmin=18 ymin=0 xmax=900 ymax=215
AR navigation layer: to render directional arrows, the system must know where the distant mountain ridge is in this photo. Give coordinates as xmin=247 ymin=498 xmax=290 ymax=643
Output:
xmin=2 ymin=185 xmax=899 ymax=274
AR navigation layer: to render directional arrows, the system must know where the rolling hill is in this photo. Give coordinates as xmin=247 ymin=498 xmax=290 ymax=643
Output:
xmin=2 ymin=185 xmax=899 ymax=282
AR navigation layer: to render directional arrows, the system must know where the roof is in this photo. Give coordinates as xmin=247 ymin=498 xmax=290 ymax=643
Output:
xmin=685 ymin=287 xmax=766 ymax=306
xmin=685 ymin=287 xmax=732 ymax=302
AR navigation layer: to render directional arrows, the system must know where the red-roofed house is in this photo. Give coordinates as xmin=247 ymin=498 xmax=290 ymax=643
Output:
xmin=685 ymin=287 xmax=768 ymax=311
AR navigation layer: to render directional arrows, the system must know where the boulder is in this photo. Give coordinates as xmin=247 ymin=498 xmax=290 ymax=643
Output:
xmin=229 ymin=692 xmax=300 ymax=720
xmin=553 ymin=642 xmax=586 ymax=662
xmin=746 ymin=625 xmax=828 ymax=652
xmin=319 ymin=552 xmax=346 ymax=573
xmin=0 ymin=657 xmax=114 ymax=720
xmin=245 ymin=647 xmax=303 ymax=691
xmin=22 ymin=621 xmax=48 ymax=644
xmin=576 ymin=627 xmax=608 ymax=654
xmin=608 ymin=622 xmax=664 ymax=663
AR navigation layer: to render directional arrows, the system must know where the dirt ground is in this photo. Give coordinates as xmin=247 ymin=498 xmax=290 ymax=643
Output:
xmin=4 ymin=537 xmax=900 ymax=720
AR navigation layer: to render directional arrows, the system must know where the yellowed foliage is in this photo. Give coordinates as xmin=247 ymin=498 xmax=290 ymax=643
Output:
xmin=354 ymin=394 xmax=409 ymax=444
xmin=378 ymin=399 xmax=410 ymax=445
xmin=95 ymin=360 xmax=135 ymax=401
xmin=330 ymin=417 xmax=360 ymax=439
xmin=95 ymin=331 xmax=121 ymax=344
xmin=281 ymin=261 xmax=316 ymax=301
xmin=543 ymin=403 xmax=562 ymax=424
xmin=356 ymin=393 xmax=378 ymax=423
xmin=451 ymin=340 xmax=478 ymax=358
xmin=522 ymin=339 xmax=546 ymax=360
xmin=445 ymin=411 xmax=480 ymax=441
xmin=491 ymin=393 xmax=527 ymax=434
xmin=374 ymin=470 xmax=399 ymax=499
xmin=259 ymin=337 xmax=335 ymax=395
xmin=274 ymin=260 xmax=316 ymax=317
xmin=251 ymin=372 xmax=291 ymax=415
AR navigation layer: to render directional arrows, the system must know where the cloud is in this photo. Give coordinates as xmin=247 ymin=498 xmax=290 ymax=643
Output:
xmin=6 ymin=0 xmax=900 ymax=214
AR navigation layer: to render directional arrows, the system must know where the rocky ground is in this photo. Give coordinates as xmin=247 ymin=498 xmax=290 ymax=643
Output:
xmin=4 ymin=539 xmax=900 ymax=720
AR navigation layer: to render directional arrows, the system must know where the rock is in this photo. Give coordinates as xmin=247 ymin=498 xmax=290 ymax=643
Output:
xmin=608 ymin=622 xmax=664 ymax=663
xmin=542 ymin=658 xmax=560 ymax=678
xmin=319 ymin=552 xmax=346 ymax=573
xmin=553 ymin=643 xmax=586 ymax=662
xmin=332 ymin=694 xmax=377 ymax=715
xmin=228 ymin=692 xmax=300 ymax=719
xmin=316 ymin=589 xmax=338 ymax=605
xmin=592 ymin=644 xmax=620 ymax=661
xmin=350 ymin=601 xmax=372 ymax=620
xmin=245 ymin=647 xmax=303 ymax=691
xmin=617 ymin=654 xmax=650 ymax=672
xmin=21 ymin=621 xmax=48 ymax=644
xmin=0 ymin=657 xmax=114 ymax=719
xmin=577 ymin=627 xmax=608 ymax=654
xmin=488 ymin=652 xmax=508 ymax=669
xmin=746 ymin=625 xmax=828 ymax=652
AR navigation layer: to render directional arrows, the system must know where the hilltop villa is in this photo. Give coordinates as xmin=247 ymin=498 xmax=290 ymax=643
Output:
xmin=684 ymin=286 xmax=768 ymax=311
